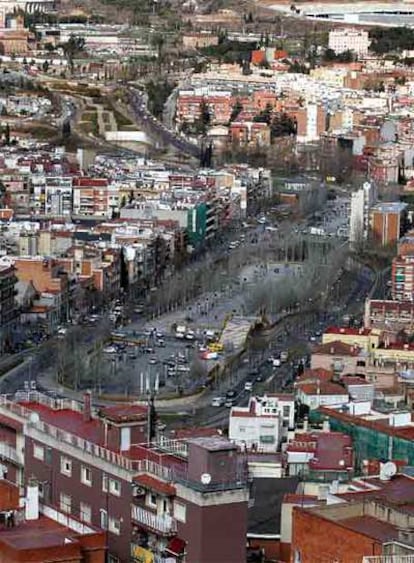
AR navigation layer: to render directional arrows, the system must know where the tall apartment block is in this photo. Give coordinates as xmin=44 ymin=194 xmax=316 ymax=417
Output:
xmin=0 ymin=391 xmax=249 ymax=563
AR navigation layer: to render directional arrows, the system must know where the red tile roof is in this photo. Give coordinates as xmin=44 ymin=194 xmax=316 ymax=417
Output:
xmin=296 ymin=368 xmax=333 ymax=384
xmin=297 ymin=381 xmax=347 ymax=396
xmin=18 ymin=403 xmax=103 ymax=445
xmin=313 ymin=340 xmax=360 ymax=356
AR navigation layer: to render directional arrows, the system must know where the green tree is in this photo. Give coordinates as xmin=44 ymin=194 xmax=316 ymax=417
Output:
xmin=61 ymin=34 xmax=85 ymax=73
xmin=230 ymin=99 xmax=243 ymax=122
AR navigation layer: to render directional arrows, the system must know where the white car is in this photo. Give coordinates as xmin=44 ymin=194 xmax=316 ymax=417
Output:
xmin=211 ymin=397 xmax=225 ymax=407
xmin=244 ymin=381 xmax=253 ymax=392
xmin=104 ymin=346 xmax=117 ymax=354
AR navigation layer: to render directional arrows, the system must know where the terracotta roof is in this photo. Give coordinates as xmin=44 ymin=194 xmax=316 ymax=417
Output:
xmin=320 ymin=406 xmax=414 ymax=441
xmin=98 ymin=404 xmax=147 ymax=423
xmin=313 ymin=340 xmax=360 ymax=356
xmin=296 ymin=368 xmax=333 ymax=384
xmin=133 ymin=474 xmax=176 ymax=496
xmin=297 ymin=381 xmax=347 ymax=396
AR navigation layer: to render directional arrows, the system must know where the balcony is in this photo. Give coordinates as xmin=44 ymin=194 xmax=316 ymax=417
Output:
xmin=363 ymin=558 xmax=414 ymax=563
xmin=0 ymin=442 xmax=22 ymax=465
xmin=131 ymin=505 xmax=177 ymax=536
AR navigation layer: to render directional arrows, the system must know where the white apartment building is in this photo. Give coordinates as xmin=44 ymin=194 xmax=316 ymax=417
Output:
xmin=229 ymin=394 xmax=295 ymax=452
xmin=328 ymin=28 xmax=371 ymax=57
xmin=349 ymin=181 xmax=377 ymax=244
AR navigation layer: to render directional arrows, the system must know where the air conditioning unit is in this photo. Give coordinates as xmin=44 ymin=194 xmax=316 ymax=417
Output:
xmin=133 ymin=485 xmax=145 ymax=497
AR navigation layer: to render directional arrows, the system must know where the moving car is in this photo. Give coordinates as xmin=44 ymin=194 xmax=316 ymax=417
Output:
xmin=211 ymin=396 xmax=225 ymax=407
xmin=244 ymin=381 xmax=253 ymax=392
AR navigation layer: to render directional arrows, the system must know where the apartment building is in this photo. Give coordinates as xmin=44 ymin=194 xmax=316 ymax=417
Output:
xmin=0 ymin=263 xmax=18 ymax=353
xmin=370 ymin=202 xmax=409 ymax=246
xmin=328 ymin=28 xmax=370 ymax=56
xmin=13 ymin=256 xmax=69 ymax=330
xmin=0 ymin=391 xmax=249 ymax=563
xmin=365 ymin=299 xmax=414 ymax=332
xmin=291 ymin=478 xmax=414 ymax=563
xmin=349 ymin=181 xmax=376 ymax=244
xmin=228 ymin=122 xmax=271 ymax=146
xmin=392 ymin=254 xmax=414 ymax=301
xmin=229 ymin=394 xmax=295 ymax=452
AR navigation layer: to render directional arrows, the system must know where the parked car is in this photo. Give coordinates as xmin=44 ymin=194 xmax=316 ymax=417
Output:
xmin=225 ymin=398 xmax=236 ymax=408
xmin=244 ymin=381 xmax=253 ymax=392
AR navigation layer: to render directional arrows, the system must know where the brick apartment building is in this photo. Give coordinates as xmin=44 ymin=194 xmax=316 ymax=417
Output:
xmin=370 ymin=202 xmax=409 ymax=246
xmin=291 ymin=474 xmax=414 ymax=563
xmin=364 ymin=299 xmax=414 ymax=332
xmin=0 ymin=264 xmax=18 ymax=353
xmin=0 ymin=391 xmax=249 ymax=563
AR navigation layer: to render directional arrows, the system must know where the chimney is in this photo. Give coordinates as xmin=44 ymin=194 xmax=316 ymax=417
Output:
xmin=83 ymin=391 xmax=91 ymax=422
xmin=303 ymin=416 xmax=308 ymax=432
xmin=322 ymin=417 xmax=330 ymax=433
xmin=25 ymin=478 xmax=39 ymax=520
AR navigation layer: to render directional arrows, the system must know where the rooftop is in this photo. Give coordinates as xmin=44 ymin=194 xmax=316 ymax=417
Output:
xmin=287 ymin=431 xmax=353 ymax=471
xmin=313 ymin=340 xmax=361 ymax=356
xmin=0 ymin=514 xmax=103 ymax=558
xmin=248 ymin=477 xmax=300 ymax=536
xmin=324 ymin=326 xmax=372 ymax=336
xmin=320 ymin=405 xmax=414 ymax=441
xmin=339 ymin=515 xmax=397 ymax=542
xmin=98 ymin=404 xmax=147 ymax=423
xmin=371 ymin=202 xmax=408 ymax=214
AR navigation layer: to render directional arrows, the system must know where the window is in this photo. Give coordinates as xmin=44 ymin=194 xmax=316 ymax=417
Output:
xmin=174 ymin=501 xmax=186 ymax=523
xmin=33 ymin=444 xmax=44 ymax=461
xmin=102 ymin=473 xmax=108 ymax=492
xmin=109 ymin=516 xmax=121 ymax=535
xmin=81 ymin=466 xmax=92 ymax=486
xmin=283 ymin=406 xmax=290 ymax=418
xmin=80 ymin=502 xmax=91 ymax=524
xmin=60 ymin=456 xmax=72 ymax=477
xmin=260 ymin=435 xmax=275 ymax=444
xmin=109 ymin=478 xmax=121 ymax=497
xmin=60 ymin=493 xmax=71 ymax=514
xmin=100 ymin=509 xmax=108 ymax=530
xmin=148 ymin=493 xmax=157 ymax=508
xmin=38 ymin=482 xmax=44 ymax=499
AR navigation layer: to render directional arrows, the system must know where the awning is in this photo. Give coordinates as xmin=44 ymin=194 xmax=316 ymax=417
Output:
xmin=165 ymin=537 xmax=186 ymax=557
xmin=133 ymin=474 xmax=176 ymax=496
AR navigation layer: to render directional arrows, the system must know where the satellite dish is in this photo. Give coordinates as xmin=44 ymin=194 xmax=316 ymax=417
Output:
xmin=201 ymin=473 xmax=211 ymax=485
xmin=380 ymin=461 xmax=397 ymax=480
xmin=29 ymin=412 xmax=40 ymax=425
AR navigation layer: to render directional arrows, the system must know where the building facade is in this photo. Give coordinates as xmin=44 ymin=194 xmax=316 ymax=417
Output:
xmin=0 ymin=391 xmax=249 ymax=563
